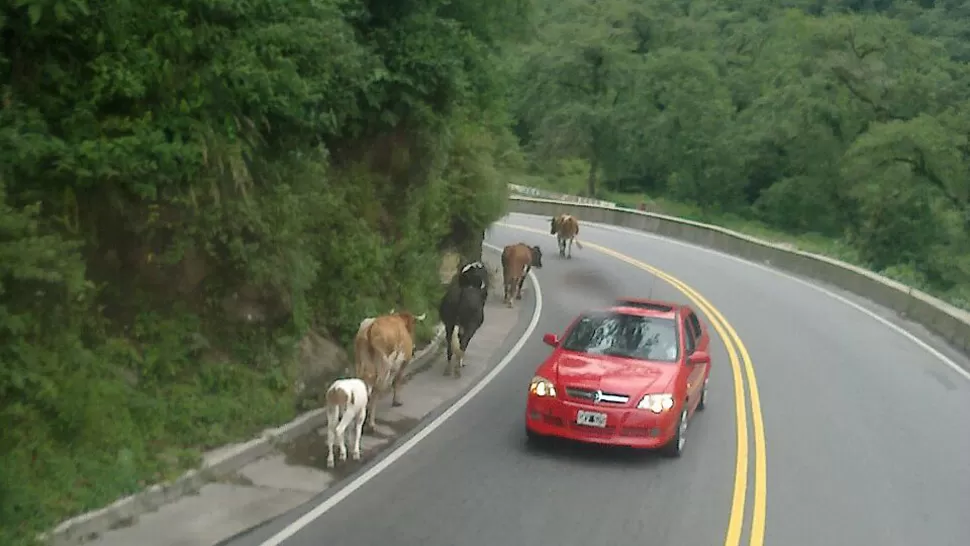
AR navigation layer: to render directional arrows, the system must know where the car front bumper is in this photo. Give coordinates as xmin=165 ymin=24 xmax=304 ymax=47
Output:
xmin=525 ymin=395 xmax=679 ymax=449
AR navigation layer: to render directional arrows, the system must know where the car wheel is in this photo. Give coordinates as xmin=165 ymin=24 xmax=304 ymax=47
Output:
xmin=525 ymin=426 xmax=544 ymax=447
xmin=697 ymin=377 xmax=709 ymax=411
xmin=661 ymin=406 xmax=689 ymax=458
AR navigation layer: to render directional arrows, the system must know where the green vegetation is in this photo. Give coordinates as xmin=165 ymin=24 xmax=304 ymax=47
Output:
xmin=506 ymin=0 xmax=970 ymax=311
xmin=0 ymin=0 xmax=529 ymax=543
xmin=5 ymin=0 xmax=970 ymax=543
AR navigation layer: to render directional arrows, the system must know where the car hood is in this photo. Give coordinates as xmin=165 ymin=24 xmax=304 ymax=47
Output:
xmin=552 ymin=351 xmax=674 ymax=396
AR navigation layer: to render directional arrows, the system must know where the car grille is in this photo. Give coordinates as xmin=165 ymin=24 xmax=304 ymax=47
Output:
xmin=564 ymin=387 xmax=630 ymax=405
xmin=568 ymin=422 xmax=615 ymax=435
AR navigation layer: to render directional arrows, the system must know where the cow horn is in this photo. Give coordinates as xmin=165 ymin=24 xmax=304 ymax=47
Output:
xmin=416 ymin=313 xmax=427 ymax=322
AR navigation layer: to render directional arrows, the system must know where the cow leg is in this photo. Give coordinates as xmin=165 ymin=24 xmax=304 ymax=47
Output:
xmin=334 ymin=414 xmax=348 ymax=463
xmin=458 ymin=333 xmax=466 ymax=368
xmin=364 ymin=393 xmax=378 ymax=432
xmin=337 ymin=433 xmax=347 ymax=463
xmin=504 ymin=279 xmax=514 ymax=307
xmin=350 ymin=409 xmax=365 ymax=461
xmin=516 ymin=274 xmax=527 ymax=300
xmin=450 ymin=326 xmax=464 ymax=378
xmin=452 ymin=352 xmax=461 ymax=378
xmin=448 ymin=351 xmax=458 ymax=377
xmin=325 ymin=405 xmax=339 ymax=468
xmin=454 ymin=324 xmax=466 ymax=376
xmin=456 ymin=324 xmax=478 ymax=377
xmin=443 ymin=323 xmax=455 ymax=376
xmin=391 ymin=361 xmax=408 ymax=407
xmin=566 ymin=237 xmax=573 ymax=259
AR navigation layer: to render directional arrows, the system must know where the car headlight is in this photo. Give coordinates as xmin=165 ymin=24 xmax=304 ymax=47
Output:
xmin=637 ymin=393 xmax=675 ymax=413
xmin=529 ymin=376 xmax=557 ymax=397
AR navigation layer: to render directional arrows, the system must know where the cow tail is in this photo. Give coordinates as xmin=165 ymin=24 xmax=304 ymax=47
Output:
xmin=574 ymin=238 xmax=584 ymax=250
xmin=365 ymin=322 xmax=394 ymax=388
xmin=449 ymin=324 xmax=461 ymax=359
xmin=364 ymin=322 xmax=374 ymax=353
xmin=363 ymin=320 xmax=381 ymax=375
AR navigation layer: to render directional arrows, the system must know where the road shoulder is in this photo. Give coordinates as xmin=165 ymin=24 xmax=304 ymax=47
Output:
xmin=70 ymin=249 xmax=534 ymax=546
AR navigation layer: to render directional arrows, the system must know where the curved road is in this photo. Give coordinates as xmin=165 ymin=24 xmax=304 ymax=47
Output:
xmin=229 ymin=212 xmax=970 ymax=546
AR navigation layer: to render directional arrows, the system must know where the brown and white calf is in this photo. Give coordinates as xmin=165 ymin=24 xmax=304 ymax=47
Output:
xmin=324 ymin=377 xmax=371 ymax=468
xmin=501 ymin=243 xmax=543 ymax=307
xmin=354 ymin=310 xmax=426 ymax=430
xmin=550 ymin=214 xmax=583 ymax=258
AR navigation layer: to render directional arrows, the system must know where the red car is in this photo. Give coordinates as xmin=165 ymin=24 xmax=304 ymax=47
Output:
xmin=525 ymin=297 xmax=712 ymax=457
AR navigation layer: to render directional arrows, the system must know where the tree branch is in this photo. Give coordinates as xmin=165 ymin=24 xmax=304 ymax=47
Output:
xmin=830 ymin=65 xmax=900 ymax=122
xmin=846 ymin=27 xmax=885 ymax=60
xmin=890 ymin=155 xmax=964 ymax=209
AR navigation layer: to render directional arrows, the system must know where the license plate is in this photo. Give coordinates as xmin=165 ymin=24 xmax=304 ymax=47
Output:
xmin=576 ymin=410 xmax=607 ymax=428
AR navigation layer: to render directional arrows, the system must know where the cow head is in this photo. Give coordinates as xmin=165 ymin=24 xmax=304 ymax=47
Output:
xmin=459 ymin=260 xmax=484 ymax=274
xmin=550 ymin=216 xmax=560 ymax=235
xmin=395 ymin=311 xmax=427 ymax=334
xmin=530 ymin=245 xmax=543 ymax=268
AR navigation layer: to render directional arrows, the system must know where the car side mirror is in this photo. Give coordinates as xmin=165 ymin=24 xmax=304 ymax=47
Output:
xmin=687 ymin=351 xmax=710 ymax=366
xmin=542 ymin=333 xmax=559 ymax=347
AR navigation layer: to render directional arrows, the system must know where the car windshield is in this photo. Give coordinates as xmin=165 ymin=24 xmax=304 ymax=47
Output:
xmin=560 ymin=311 xmax=680 ymax=363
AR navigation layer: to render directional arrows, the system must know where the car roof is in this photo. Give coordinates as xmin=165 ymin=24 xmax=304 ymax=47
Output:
xmin=600 ymin=297 xmax=686 ymax=320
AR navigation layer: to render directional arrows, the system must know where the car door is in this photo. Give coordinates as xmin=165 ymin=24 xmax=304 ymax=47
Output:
xmin=682 ymin=313 xmax=705 ymax=411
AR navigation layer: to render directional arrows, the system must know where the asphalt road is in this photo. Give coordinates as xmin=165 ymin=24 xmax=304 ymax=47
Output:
xmin=228 ymin=212 xmax=970 ymax=546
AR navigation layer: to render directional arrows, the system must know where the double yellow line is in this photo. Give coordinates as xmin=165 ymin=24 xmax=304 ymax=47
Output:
xmin=501 ymin=222 xmax=767 ymax=546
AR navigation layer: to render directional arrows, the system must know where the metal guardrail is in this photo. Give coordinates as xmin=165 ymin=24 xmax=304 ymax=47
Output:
xmin=505 ymin=187 xmax=970 ymax=362
xmin=507 ymin=183 xmax=617 ymax=209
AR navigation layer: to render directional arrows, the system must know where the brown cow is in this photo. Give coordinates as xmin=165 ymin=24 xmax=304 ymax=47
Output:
xmin=550 ymin=214 xmax=583 ymax=259
xmin=354 ymin=310 xmax=426 ymax=430
xmin=501 ymin=243 xmax=543 ymax=307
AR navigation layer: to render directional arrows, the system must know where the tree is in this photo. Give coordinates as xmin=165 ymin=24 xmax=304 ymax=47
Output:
xmin=0 ymin=0 xmax=528 ymax=543
xmin=505 ymin=0 xmax=970 ymax=309
xmin=510 ymin=0 xmax=645 ymax=197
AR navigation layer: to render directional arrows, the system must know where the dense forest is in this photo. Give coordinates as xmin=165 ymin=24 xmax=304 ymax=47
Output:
xmin=509 ymin=0 xmax=970 ymax=310
xmin=1 ymin=0 xmax=968 ymax=544
xmin=0 ymin=0 xmax=527 ymax=542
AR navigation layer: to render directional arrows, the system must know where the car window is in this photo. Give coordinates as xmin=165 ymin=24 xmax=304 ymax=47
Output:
xmin=683 ymin=318 xmax=696 ymax=355
xmin=688 ymin=312 xmax=702 ymax=338
xmin=560 ymin=312 xmax=680 ymax=363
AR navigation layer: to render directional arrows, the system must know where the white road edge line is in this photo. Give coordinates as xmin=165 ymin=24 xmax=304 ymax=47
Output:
xmin=257 ymin=243 xmax=544 ymax=545
xmin=504 ymin=212 xmax=970 ymax=383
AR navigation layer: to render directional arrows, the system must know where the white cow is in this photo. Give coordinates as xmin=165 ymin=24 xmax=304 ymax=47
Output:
xmin=324 ymin=377 xmax=371 ymax=468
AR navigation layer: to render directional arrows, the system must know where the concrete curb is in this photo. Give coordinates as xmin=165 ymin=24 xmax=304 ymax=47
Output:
xmin=45 ymin=325 xmax=447 ymax=546
xmin=507 ymin=193 xmax=970 ymax=365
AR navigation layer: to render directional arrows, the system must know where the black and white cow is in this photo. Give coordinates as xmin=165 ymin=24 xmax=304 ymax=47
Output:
xmin=456 ymin=260 xmax=489 ymax=302
xmin=439 ymin=262 xmax=489 ymax=379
